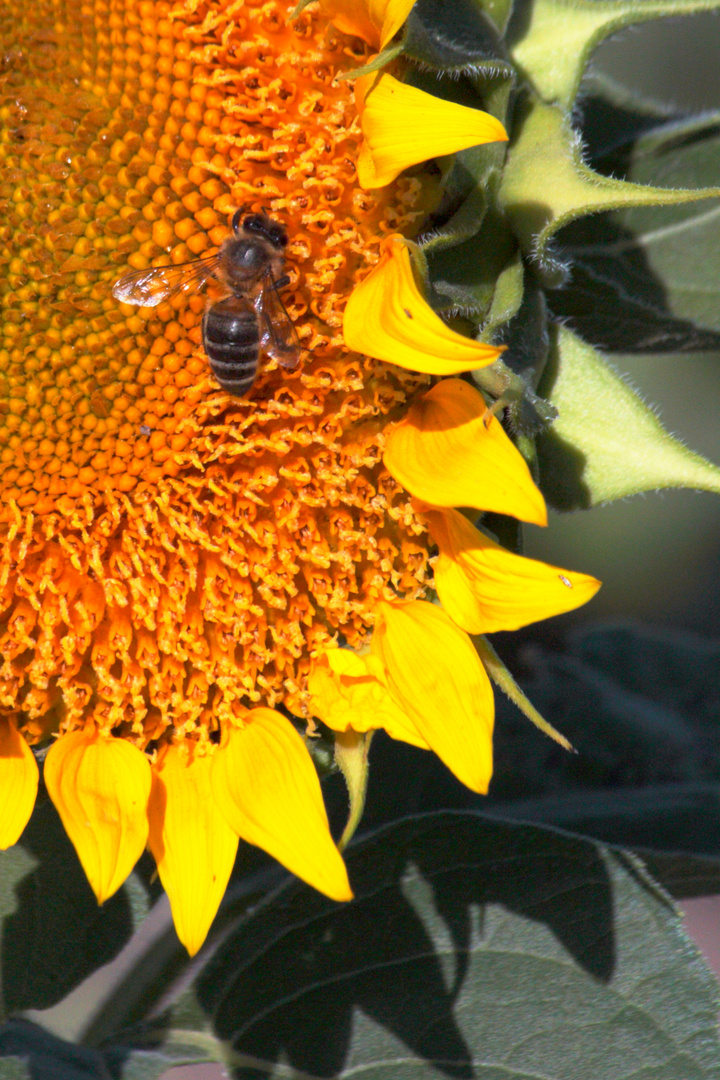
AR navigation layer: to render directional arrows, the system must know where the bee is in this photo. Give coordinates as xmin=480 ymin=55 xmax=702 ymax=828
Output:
xmin=111 ymin=209 xmax=301 ymax=396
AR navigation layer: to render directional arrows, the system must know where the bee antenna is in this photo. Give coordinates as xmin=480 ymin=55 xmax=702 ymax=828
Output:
xmin=231 ymin=206 xmax=248 ymax=232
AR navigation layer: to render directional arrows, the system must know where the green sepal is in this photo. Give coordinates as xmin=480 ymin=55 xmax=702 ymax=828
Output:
xmin=472 ymin=276 xmax=557 ymax=455
xmin=481 ymin=0 xmax=516 ymax=37
xmin=498 ymin=96 xmax=720 ymax=287
xmin=536 ymin=325 xmax=720 ymax=509
xmin=335 ymin=42 xmax=403 ymax=81
xmin=467 ymin=60 xmax=517 ymax=130
xmin=479 ymin=247 xmax=525 ymax=338
xmin=421 ymin=188 xmax=489 ymax=257
xmin=425 ymin=207 xmax=517 ymax=315
xmin=551 ymin=109 xmax=720 ymax=350
xmin=430 ymin=133 xmax=508 ymax=225
xmin=404 ymin=0 xmax=506 ymax=72
xmin=507 ymin=0 xmax=720 ymax=109
xmin=489 ymin=274 xmax=549 ymax=388
xmin=475 ymin=634 xmax=574 ymax=750
xmin=334 ymin=730 xmax=373 ymax=852
xmin=415 ymin=59 xmax=517 ymax=316
xmin=404 ymin=64 xmax=514 ymax=311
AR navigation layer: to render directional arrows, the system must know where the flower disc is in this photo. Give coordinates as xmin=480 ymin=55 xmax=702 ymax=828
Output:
xmin=0 ymin=0 xmax=433 ymax=742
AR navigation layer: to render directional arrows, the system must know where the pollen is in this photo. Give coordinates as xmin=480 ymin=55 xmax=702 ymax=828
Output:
xmin=0 ymin=0 xmax=433 ymax=741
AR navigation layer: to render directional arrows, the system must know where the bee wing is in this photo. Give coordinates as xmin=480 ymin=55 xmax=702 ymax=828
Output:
xmin=111 ymin=254 xmax=221 ymax=307
xmin=257 ymin=273 xmax=301 ymax=369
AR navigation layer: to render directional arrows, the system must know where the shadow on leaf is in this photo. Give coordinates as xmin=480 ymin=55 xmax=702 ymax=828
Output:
xmin=548 ymin=215 xmax=720 ymax=354
xmin=1 ymin=799 xmax=135 ymax=1013
xmin=197 ymin=813 xmax=614 ymax=1079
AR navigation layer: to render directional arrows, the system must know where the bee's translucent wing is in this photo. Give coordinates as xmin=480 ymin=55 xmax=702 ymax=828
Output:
xmin=111 ymin=254 xmax=221 ymax=307
xmin=257 ymin=273 xmax=301 ymax=369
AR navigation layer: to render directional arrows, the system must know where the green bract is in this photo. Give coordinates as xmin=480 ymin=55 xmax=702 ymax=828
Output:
xmin=364 ymin=0 xmax=720 ymax=512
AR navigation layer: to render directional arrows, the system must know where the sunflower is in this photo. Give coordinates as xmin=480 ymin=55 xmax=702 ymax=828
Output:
xmin=0 ymin=0 xmax=598 ymax=955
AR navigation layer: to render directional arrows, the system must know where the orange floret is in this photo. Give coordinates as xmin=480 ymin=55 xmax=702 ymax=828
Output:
xmin=0 ymin=0 xmax=432 ymax=743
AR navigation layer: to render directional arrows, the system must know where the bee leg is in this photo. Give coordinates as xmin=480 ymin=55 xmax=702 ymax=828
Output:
xmin=273 ymin=274 xmax=291 ymax=291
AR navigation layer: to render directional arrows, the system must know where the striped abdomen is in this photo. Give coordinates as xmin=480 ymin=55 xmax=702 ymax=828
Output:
xmin=202 ymin=295 xmax=260 ymax=396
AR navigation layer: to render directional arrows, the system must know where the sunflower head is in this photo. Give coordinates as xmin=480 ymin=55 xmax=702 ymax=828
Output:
xmin=0 ymin=0 xmax=440 ymax=750
xmin=0 ymin=0 xmax=620 ymax=956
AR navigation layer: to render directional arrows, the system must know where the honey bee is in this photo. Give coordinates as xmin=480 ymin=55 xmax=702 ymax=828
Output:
xmin=111 ymin=209 xmax=301 ymax=396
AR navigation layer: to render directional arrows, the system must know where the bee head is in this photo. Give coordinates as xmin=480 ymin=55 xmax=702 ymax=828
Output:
xmin=232 ymin=208 xmax=288 ymax=250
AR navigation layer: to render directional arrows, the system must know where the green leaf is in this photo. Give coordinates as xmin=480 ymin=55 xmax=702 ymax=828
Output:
xmin=193 ymin=812 xmax=720 ymax=1079
xmin=578 ymin=71 xmax=686 ymax=170
xmin=507 ymin=0 xmax=720 ymax=109
xmin=638 ymin=851 xmax=720 ymax=900
xmin=486 ymin=622 xmax=720 ymax=855
xmin=0 ymin=1021 xmax=106 ymax=1080
xmin=0 ymin=800 xmax=152 ymax=1014
xmin=574 ymin=70 xmax=686 ymax=170
xmin=491 ymin=626 xmax=716 ymax=802
xmin=550 ymin=111 xmax=720 ymax=349
xmin=536 ymin=324 xmax=720 ymax=507
xmin=6 ymin=862 xmax=282 ymax=1077
xmin=105 ymin=1023 xmax=229 ymax=1080
xmin=498 ymin=97 xmax=720 ymax=287
xmin=487 ymin=785 xmax=720 ymax=855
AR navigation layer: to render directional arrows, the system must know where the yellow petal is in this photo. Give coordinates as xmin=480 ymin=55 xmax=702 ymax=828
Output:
xmin=371 ymin=600 xmax=494 ymax=793
xmin=212 ymin=709 xmax=352 ymax=902
xmin=355 ymin=73 xmax=508 ymax=189
xmin=344 ymin=235 xmax=503 ymax=374
xmin=44 ymin=730 xmax=151 ymax=904
xmin=308 ymin=648 xmax=431 ymax=749
xmin=320 ymin=0 xmax=415 ymax=48
xmin=424 ymin=505 xmax=602 ymax=634
xmin=0 ymin=719 xmax=38 ymax=850
xmin=147 ymin=744 xmax=238 ymax=956
xmin=383 ymin=379 xmax=547 ymax=524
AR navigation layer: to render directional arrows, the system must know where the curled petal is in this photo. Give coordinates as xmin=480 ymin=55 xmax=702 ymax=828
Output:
xmin=308 ymin=649 xmax=430 ymax=749
xmin=372 ymin=600 xmax=494 ymax=793
xmin=344 ymin=235 xmax=503 ymax=374
xmin=212 ymin=709 xmax=352 ymax=902
xmin=147 ymin=744 xmax=238 ymax=956
xmin=320 ymin=0 xmax=415 ymax=48
xmin=384 ymin=379 xmax=547 ymax=524
xmin=424 ymin=505 xmax=602 ymax=633
xmin=44 ymin=730 xmax=151 ymax=904
xmin=0 ymin=719 xmax=38 ymax=850
xmin=356 ymin=73 xmax=508 ymax=189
